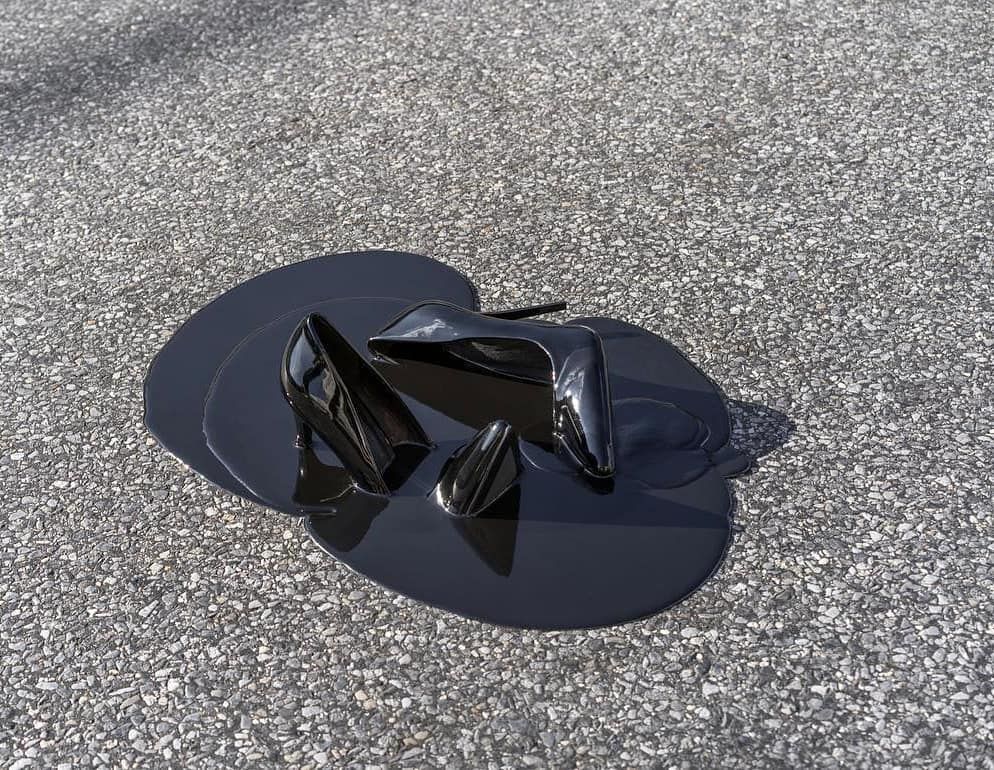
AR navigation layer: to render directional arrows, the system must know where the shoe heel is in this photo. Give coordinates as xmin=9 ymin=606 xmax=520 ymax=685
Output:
xmin=294 ymin=414 xmax=313 ymax=449
xmin=486 ymin=301 xmax=567 ymax=320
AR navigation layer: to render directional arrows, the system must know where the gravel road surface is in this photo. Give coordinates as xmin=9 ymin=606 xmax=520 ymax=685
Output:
xmin=2 ymin=0 xmax=992 ymax=767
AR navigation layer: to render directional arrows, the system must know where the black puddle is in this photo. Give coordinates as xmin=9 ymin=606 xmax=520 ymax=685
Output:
xmin=145 ymin=251 xmax=786 ymax=629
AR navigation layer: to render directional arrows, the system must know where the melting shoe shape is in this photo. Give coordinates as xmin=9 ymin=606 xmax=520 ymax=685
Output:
xmin=435 ymin=421 xmax=523 ymax=576
xmin=281 ymin=313 xmax=432 ymax=495
xmin=369 ymin=302 xmax=616 ymax=479
xmin=433 ymin=420 xmax=523 ymax=517
xmin=613 ymin=398 xmax=719 ymax=489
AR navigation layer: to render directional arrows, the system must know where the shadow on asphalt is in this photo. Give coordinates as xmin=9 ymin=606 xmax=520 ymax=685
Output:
xmin=0 ymin=0 xmax=343 ymax=142
xmin=727 ymin=399 xmax=794 ymax=464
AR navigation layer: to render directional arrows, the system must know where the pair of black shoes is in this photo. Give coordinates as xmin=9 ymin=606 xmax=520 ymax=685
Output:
xmin=280 ymin=301 xmax=615 ymax=516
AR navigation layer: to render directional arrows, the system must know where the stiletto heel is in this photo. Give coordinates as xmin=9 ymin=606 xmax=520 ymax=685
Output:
xmin=281 ymin=313 xmax=432 ymax=495
xmin=369 ymin=301 xmax=615 ymax=479
xmin=485 ymin=301 xmax=567 ymax=320
xmin=294 ymin=413 xmax=313 ymax=449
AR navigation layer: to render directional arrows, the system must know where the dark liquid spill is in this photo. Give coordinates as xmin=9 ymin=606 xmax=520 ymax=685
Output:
xmin=203 ymin=297 xmax=746 ymax=628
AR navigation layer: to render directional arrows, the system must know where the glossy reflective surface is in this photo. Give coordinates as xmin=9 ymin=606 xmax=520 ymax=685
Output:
xmin=433 ymin=420 xmax=522 ymax=517
xmin=143 ymin=251 xmax=477 ymax=502
xmin=204 ymin=298 xmax=428 ymax=512
xmin=369 ymin=301 xmax=615 ymax=479
xmin=282 ymin=313 xmax=431 ymax=495
xmin=201 ymin=294 xmax=749 ymax=628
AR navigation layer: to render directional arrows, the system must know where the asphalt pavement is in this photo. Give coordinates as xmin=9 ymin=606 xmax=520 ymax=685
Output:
xmin=2 ymin=0 xmax=992 ymax=767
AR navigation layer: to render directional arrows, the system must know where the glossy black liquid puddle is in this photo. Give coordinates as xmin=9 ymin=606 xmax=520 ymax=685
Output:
xmin=145 ymin=252 xmax=766 ymax=629
xmin=202 ymin=297 xmax=747 ymax=628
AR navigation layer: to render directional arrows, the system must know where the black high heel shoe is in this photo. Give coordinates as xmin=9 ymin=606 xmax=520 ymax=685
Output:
xmin=368 ymin=301 xmax=615 ymax=479
xmin=281 ymin=313 xmax=432 ymax=495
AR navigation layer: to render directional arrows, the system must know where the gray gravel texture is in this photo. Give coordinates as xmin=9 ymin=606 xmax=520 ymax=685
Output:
xmin=2 ymin=0 xmax=993 ymax=767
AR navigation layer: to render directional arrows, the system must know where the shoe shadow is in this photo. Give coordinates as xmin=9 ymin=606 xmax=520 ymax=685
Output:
xmin=726 ymin=399 xmax=795 ymax=464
